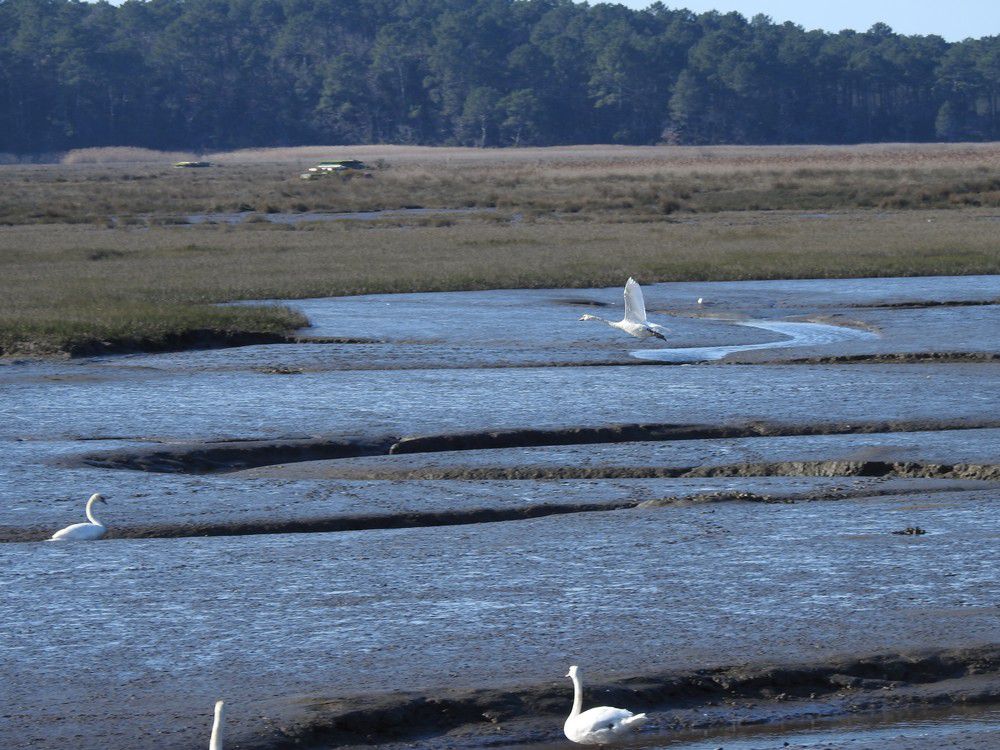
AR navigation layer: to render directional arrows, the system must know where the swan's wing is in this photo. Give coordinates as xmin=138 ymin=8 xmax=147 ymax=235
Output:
xmin=572 ymin=706 xmax=636 ymax=735
xmin=623 ymin=278 xmax=647 ymax=323
xmin=50 ymin=522 xmax=105 ymax=540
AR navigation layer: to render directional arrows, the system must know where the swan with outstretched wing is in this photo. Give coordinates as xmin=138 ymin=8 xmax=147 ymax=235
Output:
xmin=580 ymin=277 xmax=668 ymax=341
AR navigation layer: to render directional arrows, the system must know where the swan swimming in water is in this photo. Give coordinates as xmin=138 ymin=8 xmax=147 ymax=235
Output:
xmin=563 ymin=665 xmax=648 ymax=745
xmin=579 ymin=278 xmax=668 ymax=341
xmin=210 ymin=700 xmax=224 ymax=750
xmin=50 ymin=493 xmax=108 ymax=541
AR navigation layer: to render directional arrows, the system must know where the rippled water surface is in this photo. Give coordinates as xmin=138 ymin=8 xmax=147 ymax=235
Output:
xmin=1 ymin=276 xmax=998 ymax=749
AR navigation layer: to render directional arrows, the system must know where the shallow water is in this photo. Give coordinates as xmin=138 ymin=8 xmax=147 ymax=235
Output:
xmin=3 ymin=492 xmax=998 ymax=747
xmin=631 ymin=320 xmax=876 ymax=362
xmin=3 ymin=362 xmax=999 ymax=442
xmin=655 ymin=707 xmax=1000 ymax=750
xmin=1 ymin=275 xmax=998 ymax=749
xmin=494 ymin=707 xmax=1000 ymax=750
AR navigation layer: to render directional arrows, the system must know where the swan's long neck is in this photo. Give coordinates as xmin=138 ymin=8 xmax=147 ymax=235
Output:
xmin=210 ymin=700 xmax=224 ymax=750
xmin=569 ymin=671 xmax=583 ymax=718
xmin=85 ymin=495 xmax=103 ymax=526
xmin=585 ymin=316 xmax=616 ymax=328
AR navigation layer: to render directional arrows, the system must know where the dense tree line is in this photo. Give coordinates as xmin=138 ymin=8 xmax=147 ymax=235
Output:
xmin=1 ymin=0 xmax=999 ymax=153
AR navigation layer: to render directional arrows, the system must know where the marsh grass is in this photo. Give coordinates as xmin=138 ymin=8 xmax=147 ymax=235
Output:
xmin=4 ymin=144 xmax=999 ymax=356
xmin=0 ymin=302 xmax=307 ymax=357
xmin=2 ymin=208 xmax=998 ymax=356
xmin=3 ymin=144 xmax=999 ymax=225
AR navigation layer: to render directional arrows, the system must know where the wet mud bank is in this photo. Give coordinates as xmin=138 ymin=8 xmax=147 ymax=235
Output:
xmin=247 ymin=646 xmax=1000 ymax=749
xmin=843 ymin=298 xmax=1000 ymax=309
xmin=51 ymin=331 xmax=378 ymax=359
xmin=75 ymin=435 xmax=397 ymax=473
xmin=265 ymin=458 xmax=1000 ymax=482
xmin=389 ymin=418 xmax=999 ymax=455
xmin=5 ymin=481 xmax=982 ymax=542
xmin=780 ymin=351 xmax=1000 ymax=365
xmin=71 ymin=418 xmax=1000 ymax=474
xmin=0 ymin=501 xmax=636 ymax=543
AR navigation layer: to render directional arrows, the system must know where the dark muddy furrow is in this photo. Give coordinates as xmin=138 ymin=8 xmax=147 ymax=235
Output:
xmin=0 ymin=500 xmax=636 ymax=543
xmin=250 ymin=427 xmax=1000 ymax=481
xmin=61 ymin=332 xmax=380 ymax=358
xmin=245 ymin=645 xmax=1000 ymax=749
xmin=71 ymin=418 xmax=1000 ymax=474
xmin=251 ymin=458 xmax=1000 ymax=482
xmin=4 ymin=481 xmax=986 ymax=543
xmin=842 ymin=299 xmax=1000 ymax=309
xmin=3 ymin=471 xmax=982 ymax=542
xmin=779 ymin=352 xmax=1000 ymax=365
xmin=388 ymin=418 xmax=1000 ymax=456
xmin=76 ymin=436 xmax=396 ymax=473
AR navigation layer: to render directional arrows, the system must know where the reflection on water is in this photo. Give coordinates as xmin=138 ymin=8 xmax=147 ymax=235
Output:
xmin=631 ymin=320 xmax=877 ymax=362
xmin=653 ymin=707 xmax=1000 ymax=750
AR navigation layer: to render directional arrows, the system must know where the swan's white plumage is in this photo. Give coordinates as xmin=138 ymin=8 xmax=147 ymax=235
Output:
xmin=564 ymin=666 xmax=647 ymax=745
xmin=50 ymin=493 xmax=108 ymax=541
xmin=210 ymin=700 xmax=224 ymax=750
xmin=579 ymin=278 xmax=668 ymax=341
xmin=623 ymin=277 xmax=647 ymax=323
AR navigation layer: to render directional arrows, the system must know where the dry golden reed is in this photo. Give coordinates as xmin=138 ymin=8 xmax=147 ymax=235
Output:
xmin=2 ymin=208 xmax=998 ymax=356
xmin=2 ymin=143 xmax=998 ymax=356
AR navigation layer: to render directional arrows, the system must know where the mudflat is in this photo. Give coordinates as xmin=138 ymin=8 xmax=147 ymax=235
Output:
xmin=1 ymin=275 xmax=998 ymax=749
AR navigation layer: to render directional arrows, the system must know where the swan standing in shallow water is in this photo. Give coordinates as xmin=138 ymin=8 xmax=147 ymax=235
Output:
xmin=579 ymin=278 xmax=668 ymax=341
xmin=50 ymin=493 xmax=108 ymax=541
xmin=564 ymin=665 xmax=647 ymax=745
xmin=210 ymin=700 xmax=224 ymax=750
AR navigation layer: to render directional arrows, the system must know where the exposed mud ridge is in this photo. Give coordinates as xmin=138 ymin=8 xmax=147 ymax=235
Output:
xmin=0 ymin=501 xmax=638 ymax=543
xmin=244 ymin=645 xmax=1000 ymax=749
xmin=636 ymin=486 xmax=920 ymax=508
xmin=387 ymin=418 xmax=999 ymax=456
xmin=686 ymin=460 xmax=1000 ymax=482
xmin=57 ymin=331 xmax=380 ymax=358
xmin=345 ymin=460 xmax=1000 ymax=482
xmin=844 ymin=299 xmax=1000 ymax=309
xmin=73 ymin=418 xmax=1000 ymax=474
xmin=5 ymin=482 xmax=981 ymax=543
xmin=780 ymin=352 xmax=1000 ymax=365
xmin=76 ymin=436 xmax=397 ymax=473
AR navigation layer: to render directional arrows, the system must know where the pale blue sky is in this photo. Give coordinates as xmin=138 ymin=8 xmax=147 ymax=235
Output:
xmin=618 ymin=1 xmax=999 ymax=41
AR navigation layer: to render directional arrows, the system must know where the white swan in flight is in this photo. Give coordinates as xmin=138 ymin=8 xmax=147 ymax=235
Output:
xmin=210 ymin=700 xmax=224 ymax=750
xmin=564 ymin=665 xmax=648 ymax=745
xmin=50 ymin=493 xmax=108 ymax=541
xmin=579 ymin=278 xmax=668 ymax=341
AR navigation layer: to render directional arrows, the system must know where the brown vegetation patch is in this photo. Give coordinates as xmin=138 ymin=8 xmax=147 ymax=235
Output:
xmin=2 ymin=145 xmax=999 ymax=357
